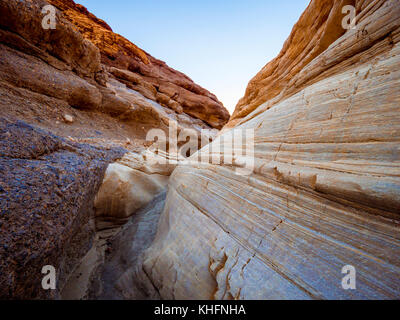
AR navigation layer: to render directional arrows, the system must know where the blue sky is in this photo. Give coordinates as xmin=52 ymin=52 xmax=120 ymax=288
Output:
xmin=77 ymin=0 xmax=310 ymax=113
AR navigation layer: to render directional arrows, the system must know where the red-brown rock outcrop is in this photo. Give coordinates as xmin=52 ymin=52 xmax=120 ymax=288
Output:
xmin=47 ymin=0 xmax=230 ymax=129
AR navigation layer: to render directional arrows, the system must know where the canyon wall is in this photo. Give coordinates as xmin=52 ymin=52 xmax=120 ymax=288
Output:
xmin=140 ymin=0 xmax=400 ymax=299
xmin=47 ymin=0 xmax=230 ymax=129
xmin=0 ymin=0 xmax=227 ymax=299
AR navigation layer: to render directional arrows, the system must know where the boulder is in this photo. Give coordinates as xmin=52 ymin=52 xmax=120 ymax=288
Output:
xmin=47 ymin=0 xmax=230 ymax=128
xmin=94 ymin=152 xmax=174 ymax=221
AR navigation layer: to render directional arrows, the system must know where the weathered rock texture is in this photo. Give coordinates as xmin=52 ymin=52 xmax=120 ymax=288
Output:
xmin=0 ymin=0 xmax=227 ymax=136
xmin=0 ymin=0 xmax=224 ymax=299
xmin=47 ymin=0 xmax=230 ymax=129
xmin=140 ymin=0 xmax=400 ymax=299
xmin=0 ymin=118 xmax=125 ymax=299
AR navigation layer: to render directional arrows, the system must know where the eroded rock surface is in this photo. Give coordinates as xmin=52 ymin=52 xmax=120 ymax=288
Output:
xmin=47 ymin=0 xmax=230 ymax=129
xmin=89 ymin=192 xmax=166 ymax=300
xmin=139 ymin=0 xmax=400 ymax=300
xmin=94 ymin=152 xmax=174 ymax=224
xmin=0 ymin=118 xmax=124 ymax=299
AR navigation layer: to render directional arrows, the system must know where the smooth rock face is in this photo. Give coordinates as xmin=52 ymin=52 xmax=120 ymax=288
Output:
xmin=228 ymin=0 xmax=399 ymax=129
xmin=95 ymin=152 xmax=174 ymax=221
xmin=140 ymin=0 xmax=400 ymax=299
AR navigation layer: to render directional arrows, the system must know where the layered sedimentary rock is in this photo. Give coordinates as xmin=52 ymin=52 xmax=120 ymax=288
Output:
xmin=0 ymin=0 xmax=228 ymax=134
xmin=47 ymin=0 xmax=230 ymax=129
xmin=0 ymin=0 xmax=225 ymax=299
xmin=228 ymin=0 xmax=398 ymax=129
xmin=140 ymin=0 xmax=400 ymax=299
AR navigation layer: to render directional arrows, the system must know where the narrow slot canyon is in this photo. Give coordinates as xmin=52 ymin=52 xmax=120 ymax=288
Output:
xmin=0 ymin=0 xmax=399 ymax=301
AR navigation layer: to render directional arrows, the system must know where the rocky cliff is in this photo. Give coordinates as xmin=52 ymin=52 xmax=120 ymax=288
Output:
xmin=138 ymin=0 xmax=400 ymax=299
xmin=0 ymin=0 xmax=227 ymax=299
xmin=47 ymin=0 xmax=230 ymax=129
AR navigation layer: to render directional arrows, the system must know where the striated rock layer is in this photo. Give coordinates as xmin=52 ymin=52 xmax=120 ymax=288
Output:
xmin=140 ymin=0 xmax=400 ymax=299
